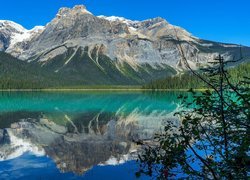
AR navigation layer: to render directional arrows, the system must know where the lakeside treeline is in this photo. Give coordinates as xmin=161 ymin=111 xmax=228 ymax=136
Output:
xmin=143 ymin=62 xmax=250 ymax=90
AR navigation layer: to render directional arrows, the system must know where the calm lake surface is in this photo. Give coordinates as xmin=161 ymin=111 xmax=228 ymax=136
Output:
xmin=0 ymin=91 xmax=183 ymax=179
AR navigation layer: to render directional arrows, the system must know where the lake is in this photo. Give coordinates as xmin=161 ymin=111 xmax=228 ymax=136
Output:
xmin=0 ymin=91 xmax=183 ymax=179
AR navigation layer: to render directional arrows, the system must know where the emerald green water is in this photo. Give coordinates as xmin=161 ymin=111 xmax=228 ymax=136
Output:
xmin=0 ymin=91 xmax=180 ymax=113
xmin=0 ymin=91 xmax=184 ymax=179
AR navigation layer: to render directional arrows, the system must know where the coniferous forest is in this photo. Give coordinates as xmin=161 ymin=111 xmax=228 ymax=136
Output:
xmin=143 ymin=62 xmax=250 ymax=90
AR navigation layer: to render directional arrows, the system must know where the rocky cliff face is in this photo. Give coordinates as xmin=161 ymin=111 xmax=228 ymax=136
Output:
xmin=0 ymin=5 xmax=249 ymax=85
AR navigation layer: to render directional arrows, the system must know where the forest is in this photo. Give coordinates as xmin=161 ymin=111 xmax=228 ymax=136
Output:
xmin=143 ymin=62 xmax=250 ymax=90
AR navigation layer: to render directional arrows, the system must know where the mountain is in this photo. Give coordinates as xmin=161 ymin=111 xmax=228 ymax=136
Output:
xmin=0 ymin=20 xmax=44 ymax=53
xmin=0 ymin=5 xmax=249 ymax=87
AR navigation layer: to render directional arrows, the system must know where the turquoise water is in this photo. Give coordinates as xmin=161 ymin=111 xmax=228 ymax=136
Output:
xmin=0 ymin=91 xmax=184 ymax=179
xmin=0 ymin=91 xmax=179 ymax=113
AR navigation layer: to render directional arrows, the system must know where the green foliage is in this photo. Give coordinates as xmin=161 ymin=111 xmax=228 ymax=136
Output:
xmin=0 ymin=52 xmax=63 ymax=89
xmin=143 ymin=62 xmax=250 ymax=89
xmin=137 ymin=56 xmax=250 ymax=179
xmin=143 ymin=72 xmax=204 ymax=90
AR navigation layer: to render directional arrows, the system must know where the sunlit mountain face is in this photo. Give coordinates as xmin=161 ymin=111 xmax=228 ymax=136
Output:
xmin=0 ymin=91 xmax=184 ymax=178
xmin=1 ymin=5 xmax=249 ymax=88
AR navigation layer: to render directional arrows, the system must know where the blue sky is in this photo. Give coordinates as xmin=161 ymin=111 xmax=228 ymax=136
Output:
xmin=0 ymin=0 xmax=249 ymax=46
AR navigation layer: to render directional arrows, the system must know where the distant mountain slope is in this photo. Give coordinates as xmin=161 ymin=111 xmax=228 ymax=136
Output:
xmin=0 ymin=5 xmax=250 ymax=87
xmin=0 ymin=51 xmax=176 ymax=88
xmin=0 ymin=52 xmax=61 ymax=88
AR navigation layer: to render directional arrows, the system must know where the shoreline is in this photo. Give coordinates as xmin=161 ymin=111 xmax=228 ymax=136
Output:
xmin=0 ymin=88 xmax=206 ymax=92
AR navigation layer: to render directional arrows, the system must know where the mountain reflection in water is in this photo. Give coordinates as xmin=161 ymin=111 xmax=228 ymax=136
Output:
xmin=0 ymin=91 xmax=184 ymax=178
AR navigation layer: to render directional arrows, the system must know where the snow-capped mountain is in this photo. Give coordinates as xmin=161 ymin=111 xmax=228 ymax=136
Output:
xmin=0 ymin=5 xmax=249 ymax=85
xmin=0 ymin=20 xmax=44 ymax=52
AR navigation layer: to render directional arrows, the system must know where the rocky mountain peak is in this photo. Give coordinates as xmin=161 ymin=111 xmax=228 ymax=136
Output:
xmin=1 ymin=4 xmax=249 ymax=82
xmin=57 ymin=7 xmax=70 ymax=17
xmin=73 ymin=5 xmax=88 ymax=12
xmin=142 ymin=17 xmax=167 ymax=24
xmin=56 ymin=5 xmax=92 ymax=19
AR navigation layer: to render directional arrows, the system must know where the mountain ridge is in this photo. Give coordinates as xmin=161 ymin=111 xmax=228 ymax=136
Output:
xmin=0 ymin=5 xmax=249 ymax=87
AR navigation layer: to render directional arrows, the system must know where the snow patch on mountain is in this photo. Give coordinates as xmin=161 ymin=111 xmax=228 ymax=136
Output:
xmin=9 ymin=26 xmax=44 ymax=48
xmin=98 ymin=15 xmax=139 ymax=24
xmin=98 ymin=15 xmax=140 ymax=31
xmin=0 ymin=20 xmax=26 ymax=33
xmin=0 ymin=20 xmax=44 ymax=51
